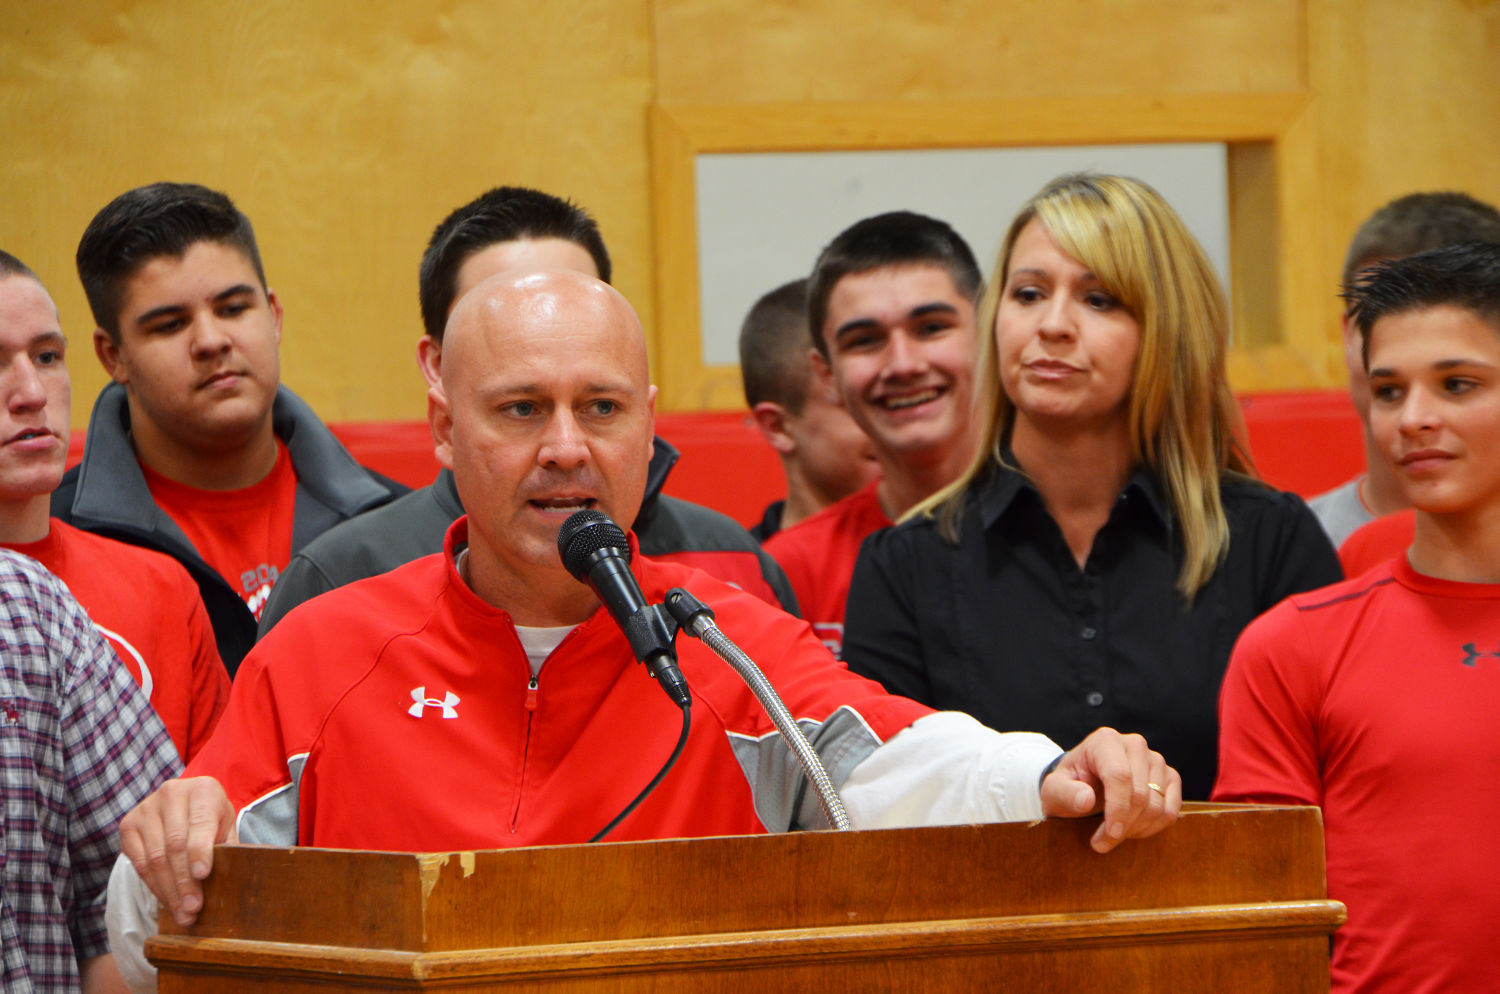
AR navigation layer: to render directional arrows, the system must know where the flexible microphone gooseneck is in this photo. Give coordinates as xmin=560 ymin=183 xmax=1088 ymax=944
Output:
xmin=556 ymin=510 xmax=692 ymax=709
xmin=664 ymin=587 xmax=852 ymax=831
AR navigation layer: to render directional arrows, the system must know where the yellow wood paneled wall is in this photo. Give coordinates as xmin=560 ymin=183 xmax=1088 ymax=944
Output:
xmin=0 ymin=0 xmax=655 ymax=424
xmin=2 ymin=0 xmax=1497 ymax=423
xmin=1309 ymin=0 xmax=1500 ymax=280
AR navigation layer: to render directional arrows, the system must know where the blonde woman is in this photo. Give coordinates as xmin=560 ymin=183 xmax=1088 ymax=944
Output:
xmin=842 ymin=174 xmax=1340 ymax=799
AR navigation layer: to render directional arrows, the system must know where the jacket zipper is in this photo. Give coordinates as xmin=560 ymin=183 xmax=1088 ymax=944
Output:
xmin=509 ymin=675 xmax=539 ymax=832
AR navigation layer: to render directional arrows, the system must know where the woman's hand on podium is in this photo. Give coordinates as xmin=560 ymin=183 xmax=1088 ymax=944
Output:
xmin=1039 ymin=727 xmax=1181 ymax=854
xmin=118 ymin=775 xmax=238 ymax=927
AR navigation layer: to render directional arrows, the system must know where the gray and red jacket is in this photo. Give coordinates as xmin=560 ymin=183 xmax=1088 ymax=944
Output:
xmin=53 ymin=383 xmax=407 ymax=674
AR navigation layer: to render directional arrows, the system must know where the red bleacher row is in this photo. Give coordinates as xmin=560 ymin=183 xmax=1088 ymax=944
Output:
xmin=64 ymin=390 xmax=1361 ymax=531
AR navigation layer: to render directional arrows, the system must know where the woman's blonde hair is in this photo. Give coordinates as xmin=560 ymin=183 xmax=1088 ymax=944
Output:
xmin=921 ymin=173 xmax=1255 ymax=600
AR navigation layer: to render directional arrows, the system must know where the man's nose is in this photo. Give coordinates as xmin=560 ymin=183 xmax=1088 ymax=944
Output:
xmin=538 ymin=410 xmax=590 ymax=468
xmin=6 ymin=358 xmax=47 ymax=413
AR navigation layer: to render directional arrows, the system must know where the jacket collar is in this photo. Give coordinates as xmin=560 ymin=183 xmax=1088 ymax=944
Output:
xmin=628 ymin=437 xmax=678 ymax=533
xmin=68 ymin=382 xmax=193 ymax=552
xmin=644 ymin=436 xmax=677 ymax=505
xmin=269 ymin=386 xmax=396 ymax=515
xmin=433 ymin=467 xmax=464 ymax=518
xmin=69 ymin=382 xmax=392 ymax=536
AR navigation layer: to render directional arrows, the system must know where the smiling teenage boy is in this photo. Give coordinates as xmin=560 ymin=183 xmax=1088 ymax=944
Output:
xmin=1214 ymin=241 xmax=1500 ymax=993
xmin=55 ymin=183 xmax=404 ymax=669
xmin=763 ymin=212 xmax=981 ymax=656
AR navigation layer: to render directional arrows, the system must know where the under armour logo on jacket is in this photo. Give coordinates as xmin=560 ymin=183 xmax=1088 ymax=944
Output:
xmin=408 ymin=686 xmax=460 ymax=719
xmin=1461 ymin=643 xmax=1500 ymax=668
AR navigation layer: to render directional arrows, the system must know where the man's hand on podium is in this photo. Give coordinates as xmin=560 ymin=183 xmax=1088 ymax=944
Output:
xmin=119 ymin=776 xmax=237 ymax=927
xmin=1039 ymin=727 xmax=1181 ymax=854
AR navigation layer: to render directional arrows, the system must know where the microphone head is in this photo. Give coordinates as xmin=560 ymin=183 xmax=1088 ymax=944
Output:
xmin=557 ymin=509 xmax=631 ymax=582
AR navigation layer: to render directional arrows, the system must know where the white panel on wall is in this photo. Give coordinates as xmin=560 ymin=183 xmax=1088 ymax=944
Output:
xmin=696 ymin=144 xmax=1229 ymax=365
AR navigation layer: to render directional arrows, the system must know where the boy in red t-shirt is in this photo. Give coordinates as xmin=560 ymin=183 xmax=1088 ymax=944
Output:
xmin=55 ymin=183 xmax=404 ymax=667
xmin=737 ymin=278 xmax=880 ymax=544
xmin=1215 ymin=241 xmax=1500 ymax=993
xmin=0 ymin=250 xmax=227 ymax=761
xmin=763 ymin=213 xmax=983 ymax=656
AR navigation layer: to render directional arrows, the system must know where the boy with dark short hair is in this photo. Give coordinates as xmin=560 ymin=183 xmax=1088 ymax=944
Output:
xmin=55 ymin=183 xmax=405 ymax=669
xmin=763 ymin=212 xmax=982 ymax=656
xmin=1309 ymin=191 xmax=1500 ymax=546
xmin=1215 ymin=241 xmax=1500 ymax=992
xmin=737 ymin=278 xmax=878 ymax=541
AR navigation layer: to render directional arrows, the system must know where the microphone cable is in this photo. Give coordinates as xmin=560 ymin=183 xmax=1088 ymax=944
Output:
xmin=588 ymin=695 xmax=691 ymax=843
xmin=557 ymin=509 xmax=696 ymax=842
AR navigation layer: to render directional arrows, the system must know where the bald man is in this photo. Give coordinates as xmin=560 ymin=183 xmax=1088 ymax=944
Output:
xmin=109 ymin=272 xmax=1181 ymax=988
xmin=257 ymin=185 xmax=795 ymax=634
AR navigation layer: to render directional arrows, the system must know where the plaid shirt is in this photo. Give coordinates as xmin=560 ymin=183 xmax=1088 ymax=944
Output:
xmin=0 ymin=550 xmax=179 ymax=992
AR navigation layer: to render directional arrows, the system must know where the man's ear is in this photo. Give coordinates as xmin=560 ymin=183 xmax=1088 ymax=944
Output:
xmin=93 ymin=328 xmax=128 ymax=384
xmin=416 ymin=336 xmax=442 ymax=387
xmin=750 ymin=401 xmax=796 ymax=455
xmin=429 ymin=384 xmax=455 ymax=470
xmin=808 ymin=348 xmax=845 ymax=408
xmin=266 ymin=288 xmax=284 ymax=346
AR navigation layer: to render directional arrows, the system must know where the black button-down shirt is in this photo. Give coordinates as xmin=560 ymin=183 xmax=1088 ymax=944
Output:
xmin=843 ymin=461 xmax=1342 ymax=799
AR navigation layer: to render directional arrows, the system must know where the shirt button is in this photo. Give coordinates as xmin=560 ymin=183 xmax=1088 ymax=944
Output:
xmin=1085 ymin=691 xmax=1105 ymax=707
xmin=1080 ymin=626 xmax=1098 ymax=640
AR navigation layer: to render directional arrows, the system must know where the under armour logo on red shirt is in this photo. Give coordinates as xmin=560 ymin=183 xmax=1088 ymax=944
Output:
xmin=1461 ymin=643 xmax=1500 ymax=668
xmin=408 ymin=686 xmax=460 ymax=719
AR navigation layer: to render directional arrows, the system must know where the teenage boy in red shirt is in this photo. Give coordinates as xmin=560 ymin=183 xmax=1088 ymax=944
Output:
xmin=1215 ymin=241 xmax=1500 ymax=993
xmin=0 ymin=249 xmax=226 ymax=761
xmin=737 ymin=278 xmax=879 ymax=543
xmin=764 ymin=212 xmax=982 ymax=656
xmin=55 ymin=183 xmax=405 ymax=669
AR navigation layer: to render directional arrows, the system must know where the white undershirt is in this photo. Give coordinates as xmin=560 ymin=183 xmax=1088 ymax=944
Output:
xmin=513 ymin=624 xmax=577 ymax=677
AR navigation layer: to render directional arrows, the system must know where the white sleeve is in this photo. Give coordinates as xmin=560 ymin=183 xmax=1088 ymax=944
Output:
xmin=840 ymin=711 xmax=1063 ymax=828
xmin=106 ymin=855 xmax=161 ymax=994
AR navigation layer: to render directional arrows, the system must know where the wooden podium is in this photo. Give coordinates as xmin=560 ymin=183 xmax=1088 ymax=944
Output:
xmin=149 ymin=803 xmax=1342 ymax=992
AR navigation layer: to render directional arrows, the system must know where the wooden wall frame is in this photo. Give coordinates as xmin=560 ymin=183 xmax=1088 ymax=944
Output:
xmin=648 ymin=93 xmax=1328 ymax=411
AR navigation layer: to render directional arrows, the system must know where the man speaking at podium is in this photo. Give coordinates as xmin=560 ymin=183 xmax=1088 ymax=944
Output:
xmin=108 ymin=270 xmax=1180 ymax=988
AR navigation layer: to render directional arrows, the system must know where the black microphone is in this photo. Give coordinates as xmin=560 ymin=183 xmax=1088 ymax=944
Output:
xmin=557 ymin=510 xmax=691 ymax=709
